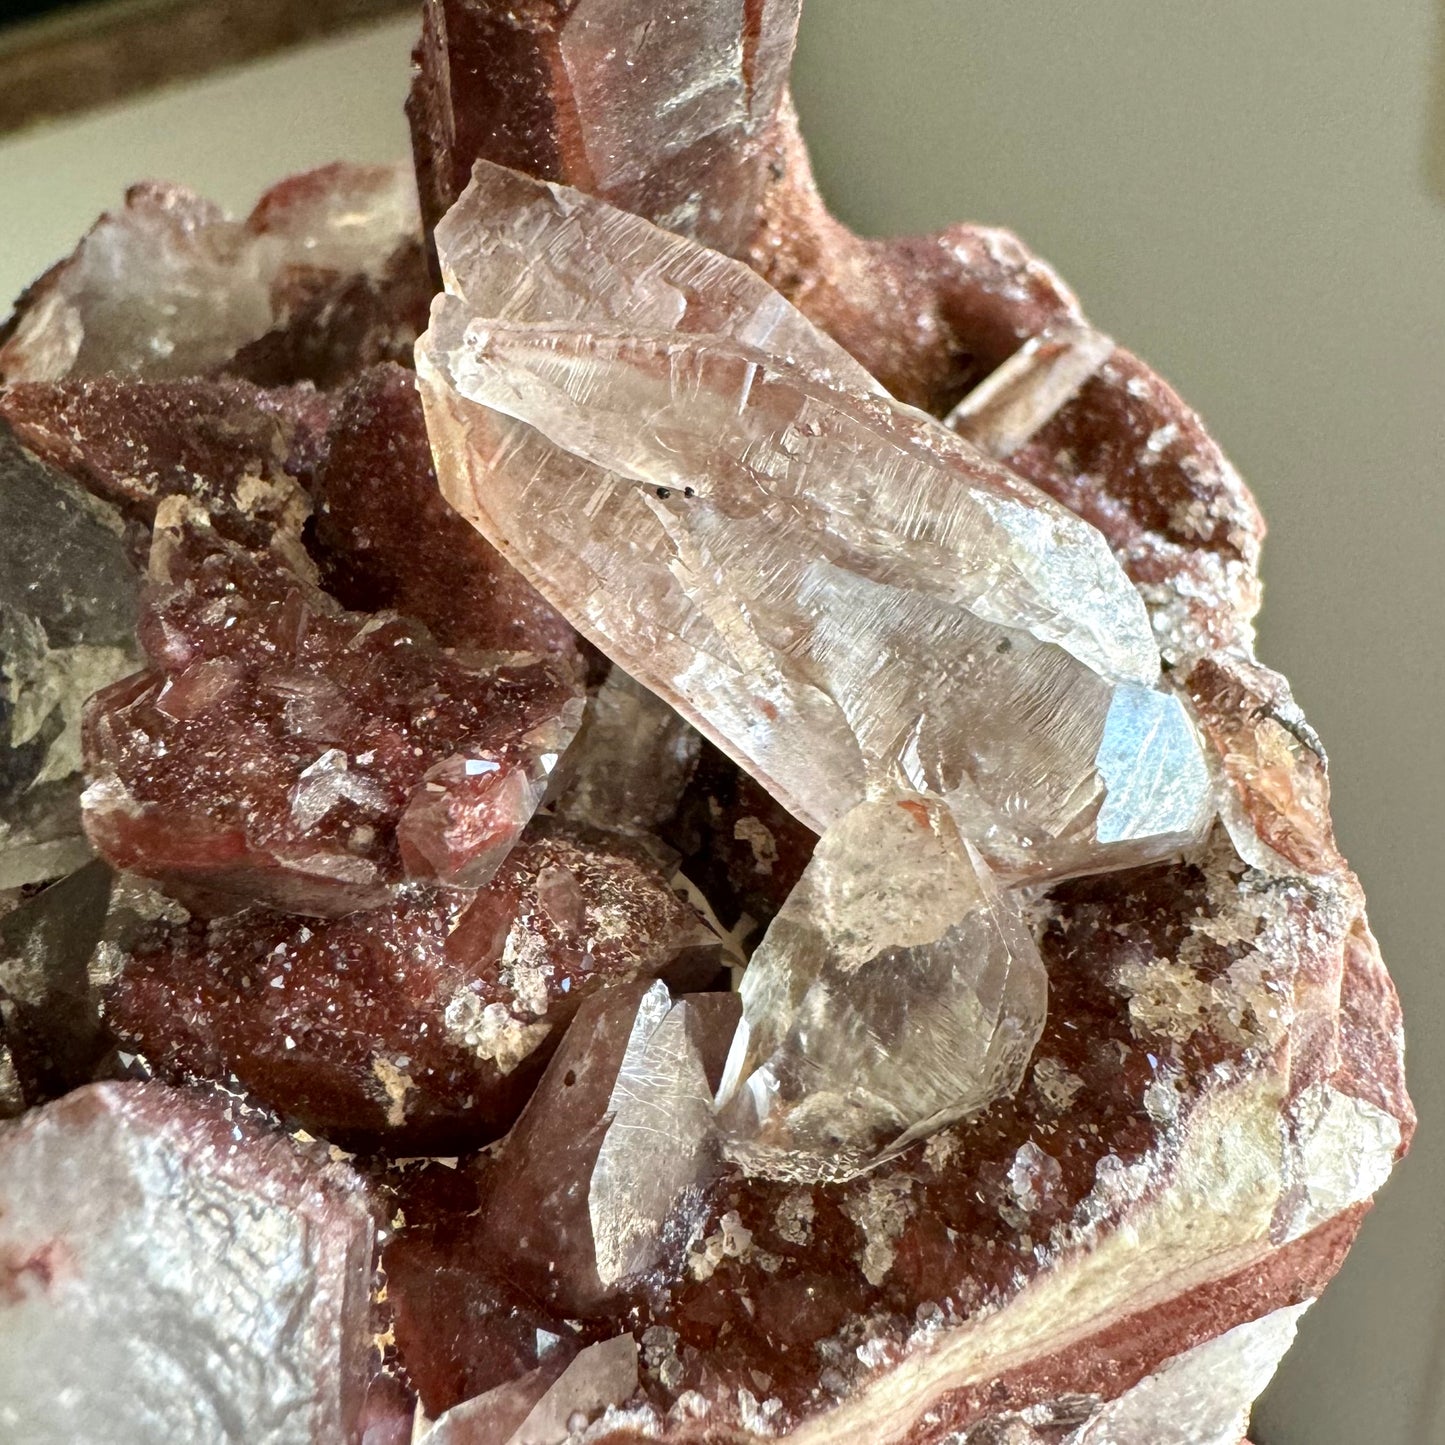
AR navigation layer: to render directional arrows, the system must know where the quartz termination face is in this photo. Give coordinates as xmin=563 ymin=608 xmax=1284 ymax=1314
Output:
xmin=417 ymin=164 xmax=1213 ymax=886
xmin=716 ymin=794 xmax=1048 ymax=1179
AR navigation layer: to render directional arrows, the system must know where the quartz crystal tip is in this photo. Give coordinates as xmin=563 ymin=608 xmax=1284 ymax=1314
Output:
xmin=715 ymin=792 xmax=1048 ymax=1181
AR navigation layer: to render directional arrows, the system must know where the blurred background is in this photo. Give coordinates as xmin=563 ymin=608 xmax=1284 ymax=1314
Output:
xmin=0 ymin=2 xmax=1439 ymax=1441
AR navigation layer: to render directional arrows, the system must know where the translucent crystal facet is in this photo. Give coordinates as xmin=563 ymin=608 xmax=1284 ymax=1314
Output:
xmin=0 ymin=427 xmax=141 ymax=890
xmin=715 ymin=793 xmax=1048 ymax=1179
xmin=417 ymin=164 xmax=1212 ymax=883
xmin=0 ymin=164 xmax=426 ymax=388
xmin=0 ymin=1083 xmax=374 ymax=1445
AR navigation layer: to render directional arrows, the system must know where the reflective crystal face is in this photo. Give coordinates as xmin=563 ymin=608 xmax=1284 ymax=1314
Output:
xmin=0 ymin=428 xmax=141 ymax=890
xmin=418 ymin=164 xmax=1213 ymax=884
xmin=716 ymin=793 xmax=1048 ymax=1179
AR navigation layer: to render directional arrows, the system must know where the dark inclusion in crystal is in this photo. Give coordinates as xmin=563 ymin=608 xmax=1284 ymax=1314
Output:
xmin=81 ymin=505 xmax=584 ymax=917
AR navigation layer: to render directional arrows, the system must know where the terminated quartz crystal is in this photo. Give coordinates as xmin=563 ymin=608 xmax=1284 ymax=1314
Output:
xmin=717 ymin=793 xmax=1047 ymax=1179
xmin=424 ymin=1334 xmax=640 ymax=1445
xmin=408 ymin=0 xmax=801 ymax=251
xmin=0 ymin=164 xmax=428 ymax=389
xmin=0 ymin=1082 xmax=375 ymax=1445
xmin=417 ymin=164 xmax=1213 ymax=884
xmin=0 ymin=427 xmax=141 ymax=889
xmin=478 ymin=980 xmax=739 ymax=1315
xmin=81 ymin=500 xmax=583 ymax=915
xmin=106 ymin=833 xmax=723 ymax=1152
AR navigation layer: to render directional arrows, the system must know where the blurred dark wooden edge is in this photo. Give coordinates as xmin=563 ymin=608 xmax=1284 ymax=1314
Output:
xmin=0 ymin=0 xmax=418 ymax=136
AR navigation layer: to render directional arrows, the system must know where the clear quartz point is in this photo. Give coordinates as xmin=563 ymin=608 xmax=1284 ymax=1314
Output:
xmin=714 ymin=791 xmax=1048 ymax=1180
xmin=589 ymin=983 xmax=720 ymax=1286
xmin=418 ymin=163 xmax=1212 ymax=883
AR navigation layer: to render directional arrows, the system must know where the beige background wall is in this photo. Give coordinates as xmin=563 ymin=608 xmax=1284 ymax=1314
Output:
xmin=0 ymin=4 xmax=1439 ymax=1441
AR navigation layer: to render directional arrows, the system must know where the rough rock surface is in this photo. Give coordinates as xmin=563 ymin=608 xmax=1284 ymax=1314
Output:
xmin=81 ymin=501 xmax=583 ymax=916
xmin=106 ymin=832 xmax=723 ymax=1153
xmin=0 ymin=1081 xmax=376 ymax=1445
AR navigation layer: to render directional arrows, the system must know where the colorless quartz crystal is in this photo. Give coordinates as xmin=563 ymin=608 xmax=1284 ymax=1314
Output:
xmin=715 ymin=792 xmax=1047 ymax=1179
xmin=417 ymin=163 xmax=1213 ymax=886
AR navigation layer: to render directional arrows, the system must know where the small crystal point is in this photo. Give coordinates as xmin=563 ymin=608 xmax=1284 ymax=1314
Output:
xmin=715 ymin=792 xmax=1048 ymax=1181
xmin=418 ymin=164 xmax=1212 ymax=882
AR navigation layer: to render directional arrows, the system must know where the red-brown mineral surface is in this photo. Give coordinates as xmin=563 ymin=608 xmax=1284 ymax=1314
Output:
xmin=105 ymin=832 xmax=723 ymax=1153
xmin=0 ymin=5 xmax=1412 ymax=1445
xmin=82 ymin=503 xmax=583 ymax=915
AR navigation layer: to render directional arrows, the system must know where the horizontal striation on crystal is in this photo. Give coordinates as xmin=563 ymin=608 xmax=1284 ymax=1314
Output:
xmin=418 ymin=164 xmax=1212 ymax=883
xmin=716 ymin=792 xmax=1048 ymax=1180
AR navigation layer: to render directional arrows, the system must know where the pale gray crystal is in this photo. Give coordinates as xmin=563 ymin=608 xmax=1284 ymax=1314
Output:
xmin=715 ymin=792 xmax=1048 ymax=1180
xmin=0 ymin=1082 xmax=374 ymax=1445
xmin=0 ymin=860 xmax=114 ymax=1106
xmin=0 ymin=428 xmax=141 ymax=890
xmin=556 ymin=666 xmax=702 ymax=836
xmin=418 ymin=164 xmax=1211 ymax=881
xmin=589 ymin=982 xmax=719 ymax=1285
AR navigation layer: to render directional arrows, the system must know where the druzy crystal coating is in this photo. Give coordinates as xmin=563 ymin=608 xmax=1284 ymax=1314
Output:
xmin=418 ymin=163 xmax=1213 ymax=883
xmin=81 ymin=500 xmax=583 ymax=915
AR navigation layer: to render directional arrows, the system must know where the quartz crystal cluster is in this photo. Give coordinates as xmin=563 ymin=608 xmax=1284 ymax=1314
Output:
xmin=0 ymin=4 xmax=1412 ymax=1444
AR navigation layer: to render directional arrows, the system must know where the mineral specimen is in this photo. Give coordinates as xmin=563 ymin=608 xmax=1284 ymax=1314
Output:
xmin=105 ymin=832 xmax=723 ymax=1152
xmin=0 ymin=163 xmax=429 ymax=389
xmin=0 ymin=3 xmax=1413 ymax=1444
xmin=477 ymin=980 xmax=739 ymax=1316
xmin=408 ymin=0 xmax=802 ymax=253
xmin=716 ymin=793 xmax=1047 ymax=1179
xmin=418 ymin=163 xmax=1213 ymax=884
xmin=0 ymin=374 xmax=314 ymax=553
xmin=0 ymin=1082 xmax=376 ymax=1445
xmin=81 ymin=500 xmax=583 ymax=915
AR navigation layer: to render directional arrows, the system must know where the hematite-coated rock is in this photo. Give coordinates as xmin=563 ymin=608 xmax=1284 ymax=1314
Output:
xmin=0 ymin=1082 xmax=376 ymax=1445
xmin=308 ymin=362 xmax=578 ymax=659
xmin=81 ymin=501 xmax=583 ymax=916
xmin=408 ymin=0 xmax=801 ymax=254
xmin=105 ymin=832 xmax=723 ymax=1153
xmin=0 ymin=374 xmax=315 ymax=555
xmin=0 ymin=164 xmax=429 ymax=390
